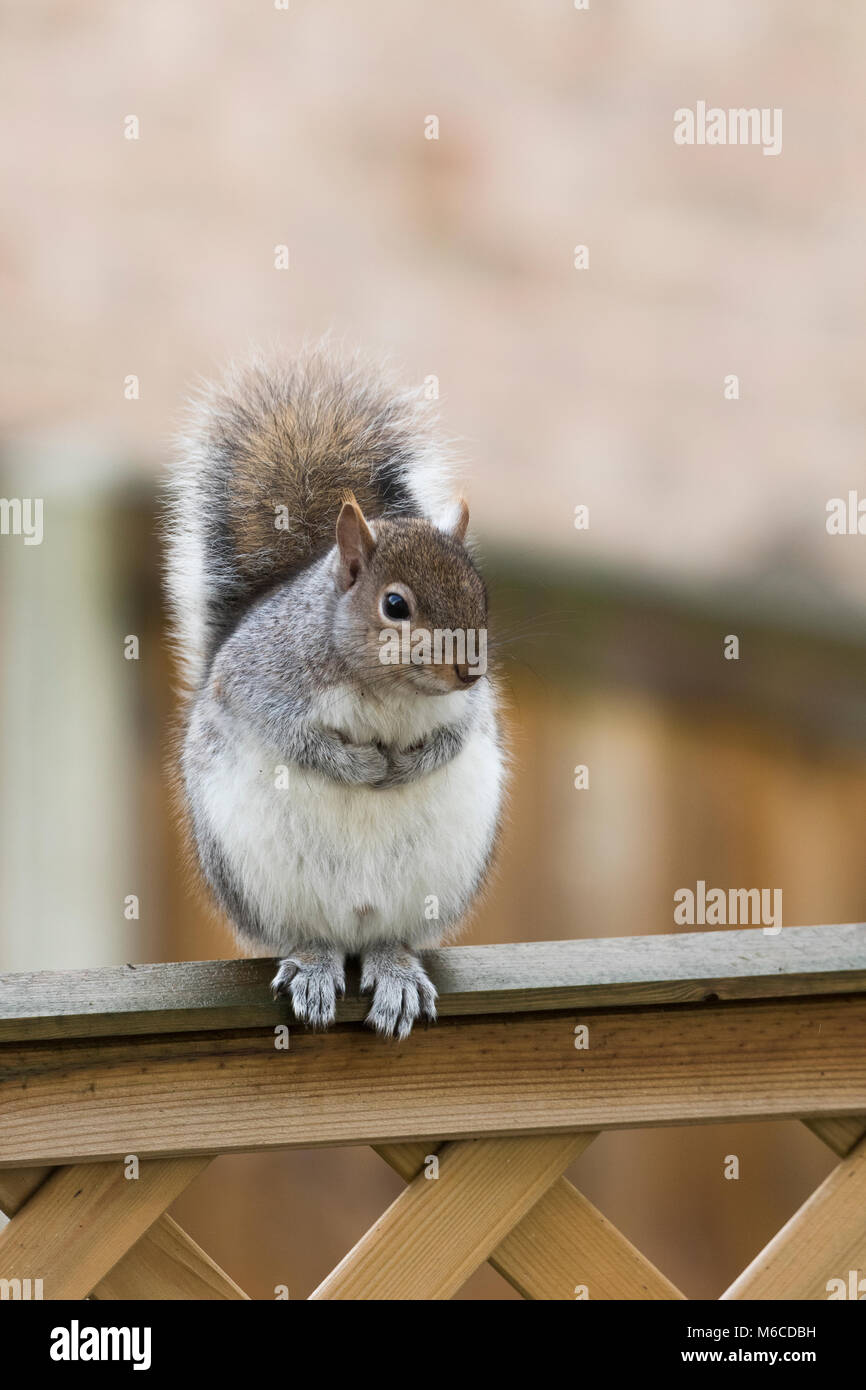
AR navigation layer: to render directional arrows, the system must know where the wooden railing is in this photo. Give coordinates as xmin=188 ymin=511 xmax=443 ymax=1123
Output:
xmin=1 ymin=923 xmax=864 ymax=1300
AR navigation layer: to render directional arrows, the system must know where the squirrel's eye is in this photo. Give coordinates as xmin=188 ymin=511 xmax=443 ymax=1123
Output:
xmin=382 ymin=591 xmax=410 ymax=621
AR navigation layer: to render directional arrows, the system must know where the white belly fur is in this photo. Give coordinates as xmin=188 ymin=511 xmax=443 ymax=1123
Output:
xmin=196 ymin=686 xmax=503 ymax=952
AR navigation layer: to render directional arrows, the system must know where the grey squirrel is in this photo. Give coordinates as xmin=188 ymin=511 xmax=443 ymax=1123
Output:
xmin=165 ymin=347 xmax=506 ymax=1038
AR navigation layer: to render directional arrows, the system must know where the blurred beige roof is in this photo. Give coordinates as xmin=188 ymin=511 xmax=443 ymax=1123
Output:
xmin=1 ymin=0 xmax=864 ymax=610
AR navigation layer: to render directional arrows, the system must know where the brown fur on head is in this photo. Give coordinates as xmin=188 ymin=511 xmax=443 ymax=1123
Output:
xmin=333 ymin=494 xmax=487 ymax=695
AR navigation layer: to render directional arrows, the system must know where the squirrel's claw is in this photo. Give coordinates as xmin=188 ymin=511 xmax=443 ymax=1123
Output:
xmin=360 ymin=946 xmax=438 ymax=1040
xmin=272 ymin=948 xmax=346 ymax=1030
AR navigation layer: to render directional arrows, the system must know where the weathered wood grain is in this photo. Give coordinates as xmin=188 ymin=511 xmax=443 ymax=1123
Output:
xmin=1 ymin=923 xmax=863 ymax=1043
xmin=2 ymin=995 xmax=864 ymax=1166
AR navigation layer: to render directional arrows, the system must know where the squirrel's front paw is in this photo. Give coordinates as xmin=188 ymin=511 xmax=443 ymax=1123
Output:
xmin=378 ymin=745 xmax=424 ymax=787
xmin=360 ymin=946 xmax=438 ymax=1040
xmin=272 ymin=946 xmax=345 ymax=1030
xmin=341 ymin=741 xmax=389 ymax=786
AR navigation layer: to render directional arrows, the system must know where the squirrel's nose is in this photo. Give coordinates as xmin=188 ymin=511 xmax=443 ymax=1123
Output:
xmin=455 ymin=664 xmax=481 ymax=686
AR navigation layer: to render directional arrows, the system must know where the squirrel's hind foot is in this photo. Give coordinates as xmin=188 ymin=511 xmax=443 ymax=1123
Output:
xmin=360 ymin=945 xmax=438 ymax=1041
xmin=272 ymin=945 xmax=346 ymax=1031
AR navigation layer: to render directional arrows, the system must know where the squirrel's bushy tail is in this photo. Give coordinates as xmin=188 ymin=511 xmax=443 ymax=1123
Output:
xmin=164 ymin=346 xmax=455 ymax=691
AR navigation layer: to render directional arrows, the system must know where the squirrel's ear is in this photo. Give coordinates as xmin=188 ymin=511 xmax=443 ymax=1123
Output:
xmin=451 ymin=497 xmax=470 ymax=544
xmin=336 ymin=493 xmax=376 ymax=590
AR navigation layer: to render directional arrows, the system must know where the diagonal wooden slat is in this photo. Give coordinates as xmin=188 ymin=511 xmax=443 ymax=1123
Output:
xmin=375 ymin=1140 xmax=684 ymax=1300
xmin=0 ymin=1157 xmax=209 ymax=1299
xmin=380 ymin=1126 xmax=866 ymax=1301
xmin=311 ymin=1135 xmax=591 ymax=1300
xmin=0 ymin=1161 xmax=250 ymax=1300
xmin=805 ymin=1116 xmax=866 ymax=1157
xmin=489 ymin=1175 xmax=685 ymax=1300
xmin=0 ymin=1165 xmax=50 ymax=1216
xmin=721 ymin=1134 xmax=866 ymax=1300
xmin=93 ymin=1214 xmax=249 ymax=1300
xmin=374 ymin=1141 xmax=433 ymax=1182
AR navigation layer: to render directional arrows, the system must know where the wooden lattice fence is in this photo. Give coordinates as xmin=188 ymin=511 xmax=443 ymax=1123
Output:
xmin=0 ymin=923 xmax=864 ymax=1300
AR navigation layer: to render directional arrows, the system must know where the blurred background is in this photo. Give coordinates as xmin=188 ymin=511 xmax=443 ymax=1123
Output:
xmin=1 ymin=0 xmax=865 ymax=1299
